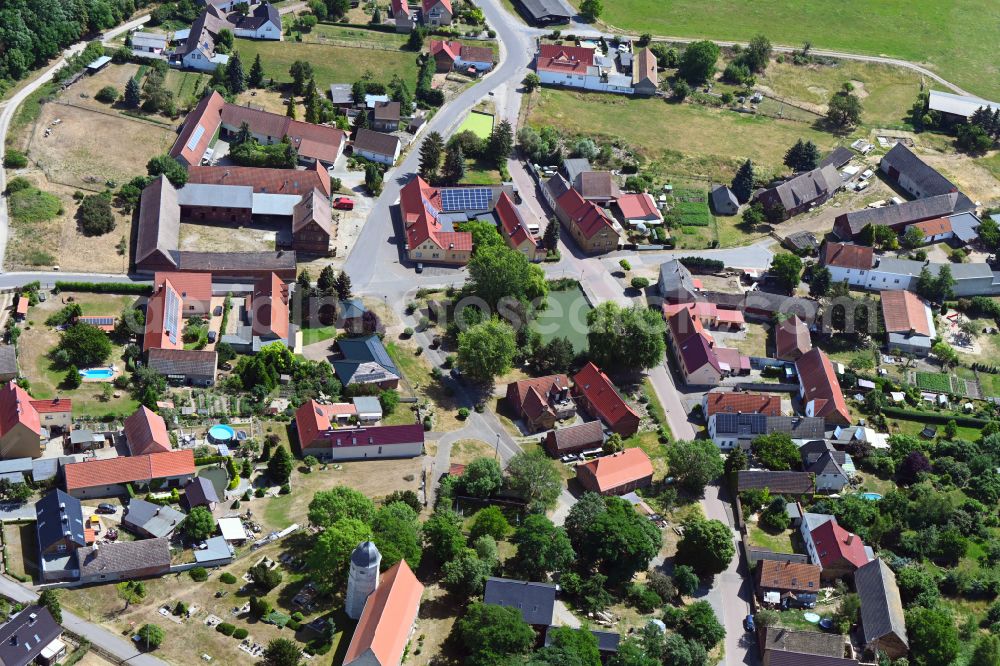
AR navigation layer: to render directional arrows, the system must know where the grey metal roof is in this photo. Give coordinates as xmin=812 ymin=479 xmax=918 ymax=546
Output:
xmin=0 ymin=606 xmax=63 ymax=666
xmin=837 ymin=192 xmax=964 ymax=236
xmin=802 ymin=512 xmax=835 ymax=533
xmin=881 ymin=144 xmax=975 ymax=211
xmin=334 ymin=336 xmax=399 ymax=384
xmin=484 ymin=577 xmax=557 ymax=626
xmin=762 ymin=626 xmax=845 ymax=658
xmin=195 ymin=535 xmax=233 ymax=563
xmin=0 ymin=346 xmax=18 ymax=376
xmin=252 ymin=193 xmax=299 ymax=216
xmin=122 ymin=499 xmax=185 ymax=539
xmin=31 ymin=458 xmax=58 ymax=483
xmin=855 ymin=558 xmax=908 ymax=650
xmin=710 ymin=185 xmax=738 ymax=211
xmin=927 ymin=89 xmax=999 ymax=118
xmin=819 ymin=146 xmax=855 ymax=170
xmin=184 ymin=476 xmax=220 ymax=508
xmin=872 ymin=257 xmax=925 ymax=277
xmin=562 ymin=158 xmax=591 ymax=184
xmin=352 ymin=396 xmax=382 ymax=415
xmin=0 ymin=458 xmax=33 ymax=475
xmin=659 ymin=259 xmax=700 ymax=302
xmin=76 ymin=538 xmax=171 ymax=579
xmin=132 ymin=31 xmax=167 ymax=49
xmin=516 ymin=0 xmax=573 ymax=21
xmin=177 ymin=183 xmax=254 ymax=209
xmin=351 ymin=541 xmax=381 ymax=568
xmin=329 ymin=84 xmax=353 ymax=105
xmin=35 ymin=489 xmax=86 ymax=552
xmin=0 ymin=472 xmax=25 ymax=484
xmin=949 ymin=211 xmax=981 ymax=243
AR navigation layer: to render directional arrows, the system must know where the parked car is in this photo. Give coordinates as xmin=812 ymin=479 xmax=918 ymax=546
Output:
xmin=744 ymin=614 xmax=755 ymax=632
xmin=213 ymin=305 xmax=223 ymax=316
xmin=415 ymin=263 xmax=423 ymax=273
xmin=208 ymin=331 xmax=217 ymax=343
xmin=333 ymin=197 xmax=355 ymax=210
xmin=97 ymin=503 xmax=116 ymax=514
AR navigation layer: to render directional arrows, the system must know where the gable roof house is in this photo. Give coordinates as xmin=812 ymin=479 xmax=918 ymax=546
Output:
xmin=249 ymin=272 xmax=291 ymax=346
xmin=534 ymin=43 xmax=595 ymax=85
xmin=494 ymin=191 xmax=540 ymax=260
xmin=711 ymin=184 xmax=740 ymax=215
xmin=0 ymin=345 xmax=17 ymax=382
xmin=775 ymin=315 xmax=812 ymax=361
xmin=343 ymin=560 xmax=424 ymax=666
xmin=291 ymin=188 xmax=334 ymax=255
xmin=36 ymin=489 xmax=87 ymax=582
xmin=576 ymin=447 xmax=653 ymax=495
xmin=631 ymin=47 xmax=658 ymax=95
xmin=855 ymin=558 xmax=909 ymax=660
xmin=703 ymin=391 xmax=783 ymax=418
xmin=761 ymin=626 xmax=855 ymax=666
xmin=795 ymin=349 xmax=851 ymax=426
xmin=573 ymin=171 xmax=621 ymax=204
xmin=0 ymin=381 xmax=43 ymax=459
xmin=147 ymin=348 xmax=218 ymax=387
xmin=658 ymin=259 xmax=701 ymax=303
xmin=756 ymin=559 xmax=821 ymax=605
xmin=712 ymin=414 xmax=825 ymax=452
xmin=75 ymin=537 xmax=171 ymax=584
xmin=737 ymin=470 xmax=815 ymax=496
xmin=63 ymin=450 xmax=196 ymax=499
xmin=505 ymin=375 xmax=574 ymax=433
xmin=820 ymin=241 xmax=874 ymax=288
xmin=352 ymin=128 xmax=401 ymax=166
xmin=177 ymin=6 xmax=231 ymax=72
xmin=544 ymin=421 xmax=605 ymax=457
xmin=136 ymin=176 xmax=182 ymax=272
xmin=800 ymin=441 xmax=854 ymax=493
xmin=143 ymin=276 xmax=185 ymax=354
xmin=295 ymin=400 xmax=424 ymax=461
xmin=421 ymin=0 xmax=453 ymax=26
xmin=663 ymin=301 xmax=745 ymax=332
xmin=154 ymin=271 xmax=212 ymax=317
xmin=880 ymin=290 xmax=935 ymax=356
xmin=832 ymin=192 xmax=968 ymax=241
xmin=122 ymin=498 xmax=185 ymax=539
xmin=123 ymin=406 xmax=172 ymax=457
xmin=333 ymin=336 xmax=400 ymax=389
xmin=808 ymin=519 xmax=870 ymax=581
xmin=187 ymin=161 xmax=332 ymax=198
xmin=552 ymin=185 xmax=622 ymax=254
xmin=184 ymin=475 xmax=220 ymax=510
xmin=371 ymin=101 xmax=401 ymax=132
xmin=880 ymin=143 xmax=975 ymax=211
xmin=615 ymin=193 xmax=663 ymax=226
xmin=757 ymin=165 xmax=841 ymax=220
xmin=666 ymin=308 xmax=750 ymax=387
xmin=0 ymin=605 xmax=66 ymax=666
xmin=484 ymin=577 xmax=557 ymax=627
xmin=429 ymin=40 xmax=495 ymax=73
xmin=572 ymin=362 xmax=640 ymax=436
xmin=230 ymin=2 xmax=281 ymax=40
xmin=399 ymin=176 xmax=474 ymax=266
xmin=391 ymin=0 xmax=414 ymax=32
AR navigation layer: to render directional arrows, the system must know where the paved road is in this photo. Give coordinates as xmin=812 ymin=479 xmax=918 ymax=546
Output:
xmin=0 ymin=575 xmax=168 ymax=666
xmin=0 ymin=14 xmax=151 ymax=273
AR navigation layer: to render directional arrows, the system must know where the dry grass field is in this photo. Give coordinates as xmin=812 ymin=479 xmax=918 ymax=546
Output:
xmin=178 ymin=221 xmax=281 ymax=253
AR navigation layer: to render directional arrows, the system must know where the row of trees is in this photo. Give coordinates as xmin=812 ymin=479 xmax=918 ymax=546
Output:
xmin=418 ymin=120 xmax=514 ymax=186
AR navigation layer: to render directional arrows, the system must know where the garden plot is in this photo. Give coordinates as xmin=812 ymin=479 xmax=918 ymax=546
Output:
xmin=912 ymin=371 xmax=979 ymax=398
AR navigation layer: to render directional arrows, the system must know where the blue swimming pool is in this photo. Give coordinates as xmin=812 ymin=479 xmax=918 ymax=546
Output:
xmin=79 ymin=367 xmax=114 ymax=379
xmin=859 ymin=492 xmax=882 ymax=501
xmin=208 ymin=424 xmax=236 ymax=443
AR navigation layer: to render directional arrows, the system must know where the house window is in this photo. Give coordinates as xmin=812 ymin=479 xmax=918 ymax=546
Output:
xmin=894 ymin=279 xmax=899 ymax=284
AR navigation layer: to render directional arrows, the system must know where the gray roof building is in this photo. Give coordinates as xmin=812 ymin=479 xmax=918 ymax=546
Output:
xmin=544 ymin=626 xmax=619 ymax=654
xmin=855 ymin=558 xmax=908 ymax=658
xmin=562 ymin=158 xmax=591 ymax=185
xmin=949 ymin=211 xmax=982 ymax=244
xmin=658 ymin=259 xmax=700 ymax=303
xmin=122 ymin=499 xmax=185 ymax=539
xmin=333 ymin=336 xmax=400 ymax=386
xmin=762 ymin=626 xmax=852 ymax=666
xmin=353 ymin=128 xmax=400 ymax=159
xmin=514 ymin=0 xmax=573 ymax=24
xmin=758 ymin=165 xmax=841 ymax=217
xmin=484 ymin=577 xmax=557 ymax=626
xmin=833 ymin=192 xmax=965 ymax=239
xmin=76 ymin=537 xmax=171 ymax=582
xmin=0 ymin=458 xmax=33 ymax=475
xmin=880 ymin=143 xmax=975 ymax=212
xmin=184 ymin=476 xmax=220 ymax=509
xmin=710 ymin=185 xmax=739 ymax=215
xmin=819 ymin=146 xmax=855 ymax=170
xmin=737 ymin=470 xmax=814 ymax=495
xmin=194 ymin=535 xmax=233 ymax=565
xmin=147 ymin=348 xmax=217 ymax=385
xmin=137 ymin=176 xmax=181 ymax=269
xmin=329 ymin=83 xmax=353 ymax=106
xmin=0 ymin=605 xmax=64 ymax=666
xmin=36 ymin=489 xmax=86 ymax=553
xmin=177 ymin=183 xmax=254 ymax=209
xmin=0 ymin=345 xmax=18 ymax=379
xmin=927 ymin=89 xmax=1000 ymax=119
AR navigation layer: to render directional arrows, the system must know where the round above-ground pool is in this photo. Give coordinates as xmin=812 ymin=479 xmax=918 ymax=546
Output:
xmin=859 ymin=492 xmax=882 ymax=501
xmin=208 ymin=424 xmax=236 ymax=444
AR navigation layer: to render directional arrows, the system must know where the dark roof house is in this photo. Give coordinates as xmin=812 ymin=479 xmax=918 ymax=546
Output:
xmin=484 ymin=577 xmax=557 ymax=626
xmin=0 ymin=606 xmax=64 ymax=666
xmin=184 ymin=476 xmax=220 ymax=509
xmin=333 ymin=336 xmax=401 ymax=388
xmin=737 ymin=470 xmax=814 ymax=495
xmin=855 ymin=558 xmax=908 ymax=659
xmin=880 ymin=143 xmax=975 ymax=211
xmin=757 ymin=165 xmax=841 ymax=220
xmin=544 ymin=421 xmax=605 ymax=456
xmin=121 ymin=498 xmax=185 ymax=539
xmin=658 ymin=259 xmax=700 ymax=303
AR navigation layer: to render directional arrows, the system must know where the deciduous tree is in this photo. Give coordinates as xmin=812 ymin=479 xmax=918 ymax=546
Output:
xmin=678 ymin=40 xmax=720 ymax=84
xmin=458 ymin=318 xmax=517 ymax=383
xmin=308 ymin=486 xmax=376 ymax=527
xmin=675 ymin=518 xmax=735 ymax=576
xmin=666 ymin=439 xmax=724 ymax=494
xmin=504 ymin=449 xmax=563 ymax=512
xmin=586 ymin=302 xmax=666 ymax=372
xmin=456 ymin=602 xmax=535 ymax=666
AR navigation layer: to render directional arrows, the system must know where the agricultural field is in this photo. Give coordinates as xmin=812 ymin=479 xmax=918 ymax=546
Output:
xmin=232 ymin=37 xmax=420 ymax=92
xmin=571 ymin=0 xmax=1000 ymax=100
xmin=525 ymin=88 xmax=837 ymax=183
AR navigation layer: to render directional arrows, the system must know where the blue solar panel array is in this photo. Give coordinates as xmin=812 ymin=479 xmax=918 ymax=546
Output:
xmin=165 ymin=288 xmax=181 ymax=345
xmin=440 ymin=187 xmax=492 ymax=212
xmin=714 ymin=413 xmax=767 ymax=436
xmin=80 ymin=316 xmax=115 ymax=326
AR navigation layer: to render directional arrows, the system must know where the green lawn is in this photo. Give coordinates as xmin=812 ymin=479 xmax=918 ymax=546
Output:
xmin=8 ymin=188 xmax=61 ymax=224
xmin=232 ymin=37 xmax=420 ymax=91
xmin=747 ymin=524 xmax=797 ymax=554
xmin=458 ymin=111 xmax=495 ymax=139
xmin=532 ymin=286 xmax=592 ymax=353
xmin=527 ymin=88 xmax=838 ymax=182
xmin=979 ymin=152 xmax=1000 ymax=183
xmin=462 ymin=157 xmax=502 ymax=185
xmin=571 ymin=0 xmax=1000 ymax=100
xmin=301 ymin=325 xmax=337 ymax=346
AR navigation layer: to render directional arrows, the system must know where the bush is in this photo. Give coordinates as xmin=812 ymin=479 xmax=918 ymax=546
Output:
xmin=52 ymin=281 xmax=152 ymax=295
xmin=232 ymin=627 xmax=248 ymax=639
xmin=678 ymin=256 xmax=725 ymax=273
xmin=189 ymin=567 xmax=208 ymax=582
xmin=220 ymin=572 xmax=237 ymax=584
xmin=280 ymin=483 xmax=291 ymax=494
xmin=5 ymin=177 xmax=32 ymax=195
xmin=216 ymin=623 xmax=236 ymax=636
xmin=457 ymin=407 xmax=470 ymax=420
xmin=77 ymin=195 xmax=116 ymax=236
xmin=255 ymin=487 xmax=266 ymax=498
xmin=630 ymin=277 xmax=650 ymax=289
xmin=3 ymin=150 xmax=28 ymax=169
xmin=95 ymin=85 xmax=118 ymax=103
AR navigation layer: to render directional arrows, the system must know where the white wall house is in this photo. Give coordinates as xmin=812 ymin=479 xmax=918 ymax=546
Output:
xmin=800 ymin=513 xmax=836 ymax=567
xmin=827 ymin=264 xmax=870 ymax=288
xmin=182 ymin=48 xmax=229 ymax=72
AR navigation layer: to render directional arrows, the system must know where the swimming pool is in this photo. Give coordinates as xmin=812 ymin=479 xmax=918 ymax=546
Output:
xmin=208 ymin=424 xmax=236 ymax=443
xmin=859 ymin=492 xmax=882 ymax=501
xmin=79 ymin=367 xmax=114 ymax=379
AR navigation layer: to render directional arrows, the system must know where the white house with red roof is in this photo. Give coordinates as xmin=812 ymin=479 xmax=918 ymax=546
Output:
xmin=0 ymin=381 xmax=44 ymax=459
xmin=805 ymin=517 xmax=871 ymax=581
xmin=820 ymin=241 xmax=874 ymax=288
xmin=399 ymin=177 xmax=475 ymax=266
xmin=429 ymin=40 xmax=495 ymax=73
xmin=29 ymin=398 xmax=72 ymax=433
xmin=535 ymin=44 xmax=634 ymax=94
xmin=795 ymin=348 xmax=851 ymax=426
xmin=551 ymin=180 xmax=622 ymax=254
xmin=63 ymin=450 xmax=196 ymax=499
xmin=494 ymin=192 xmax=540 ymax=260
xmin=421 ymin=0 xmax=452 ymax=26
xmin=295 ymin=400 xmax=424 ymax=461
xmin=614 ymin=193 xmax=663 ymax=226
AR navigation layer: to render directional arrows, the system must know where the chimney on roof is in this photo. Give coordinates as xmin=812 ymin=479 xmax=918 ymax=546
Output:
xmin=846 ymin=533 xmax=855 ymax=545
xmin=28 ymin=613 xmax=36 ymax=626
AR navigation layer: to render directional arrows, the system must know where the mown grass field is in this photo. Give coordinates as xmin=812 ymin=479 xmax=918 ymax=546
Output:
xmin=572 ymin=0 xmax=1000 ymax=100
xmin=233 ymin=37 xmax=420 ymax=90
xmin=526 ymin=88 xmax=836 ymax=181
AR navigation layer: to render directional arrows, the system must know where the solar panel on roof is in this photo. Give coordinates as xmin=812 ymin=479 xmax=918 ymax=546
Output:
xmin=440 ymin=187 xmax=492 ymax=212
xmin=80 ymin=316 xmax=114 ymax=326
xmin=165 ymin=288 xmax=180 ymax=345
xmin=186 ymin=124 xmax=206 ymax=152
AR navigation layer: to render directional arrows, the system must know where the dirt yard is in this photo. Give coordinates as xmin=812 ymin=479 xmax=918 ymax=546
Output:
xmin=24 ymin=101 xmax=174 ymax=191
xmin=178 ymin=221 xmax=280 ymax=253
xmin=921 ymin=151 xmax=1000 ymax=207
xmin=5 ymin=172 xmax=132 ymax=273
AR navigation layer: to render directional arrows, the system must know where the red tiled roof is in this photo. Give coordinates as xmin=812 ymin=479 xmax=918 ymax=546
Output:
xmin=910 ymin=217 xmax=951 ymax=236
xmin=295 ymin=400 xmax=425 ymax=450
xmin=430 ymin=39 xmax=460 ymax=62
xmin=880 ymin=290 xmax=931 ymax=336
xmin=811 ymin=520 xmax=868 ymax=570
xmin=169 ymin=91 xmax=226 ymax=165
xmin=391 ymin=0 xmax=410 ymax=17
xmin=252 ymin=273 xmax=290 ymax=341
xmin=219 ymin=102 xmax=347 ymax=164
xmin=123 ymin=406 xmax=171 ymax=457
xmin=506 ymin=375 xmax=570 ymax=419
xmin=662 ymin=301 xmax=745 ymax=326
xmin=821 ymin=242 xmax=873 ymax=270
xmin=423 ymin=0 xmax=451 ymax=13
xmin=572 ymin=362 xmax=639 ymax=430
xmin=577 ymin=448 xmax=653 ymax=493
xmin=795 ymin=348 xmax=850 ymax=425
xmin=536 ymin=44 xmax=595 ymax=75
xmin=555 ymin=188 xmax=615 ymax=240
xmin=758 ymin=559 xmax=821 ymax=593
xmin=344 ymin=560 xmax=424 ymax=666
xmin=494 ymin=192 xmax=537 ymax=248
xmin=400 ymin=176 xmax=473 ymax=254
xmin=776 ymin=315 xmax=812 ymax=360
xmin=154 ymin=271 xmax=211 ymax=305
xmin=143 ymin=277 xmax=184 ymax=353
xmin=64 ymin=450 xmax=195 ymax=491
xmin=187 ymin=162 xmax=331 ymax=198
xmin=0 ymin=381 xmax=39 ymax=438
xmin=616 ymin=193 xmax=662 ymax=220
xmin=704 ymin=392 xmax=781 ymax=417
xmin=28 ymin=398 xmax=71 ymax=414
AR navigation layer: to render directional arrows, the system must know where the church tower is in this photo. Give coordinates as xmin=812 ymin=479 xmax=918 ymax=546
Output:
xmin=345 ymin=541 xmax=381 ymax=619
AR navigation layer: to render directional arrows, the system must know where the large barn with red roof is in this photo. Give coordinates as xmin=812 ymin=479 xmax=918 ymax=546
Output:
xmin=62 ymin=450 xmax=195 ymax=499
xmin=572 ymin=362 xmax=640 ymax=436
xmin=0 ymin=381 xmax=44 ymax=459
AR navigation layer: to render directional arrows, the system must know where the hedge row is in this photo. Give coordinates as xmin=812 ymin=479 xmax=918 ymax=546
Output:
xmin=678 ymin=256 xmax=725 ymax=273
xmin=195 ymin=455 xmax=226 ymax=466
xmin=53 ymin=281 xmax=152 ymax=295
xmin=882 ymin=406 xmax=989 ymax=428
